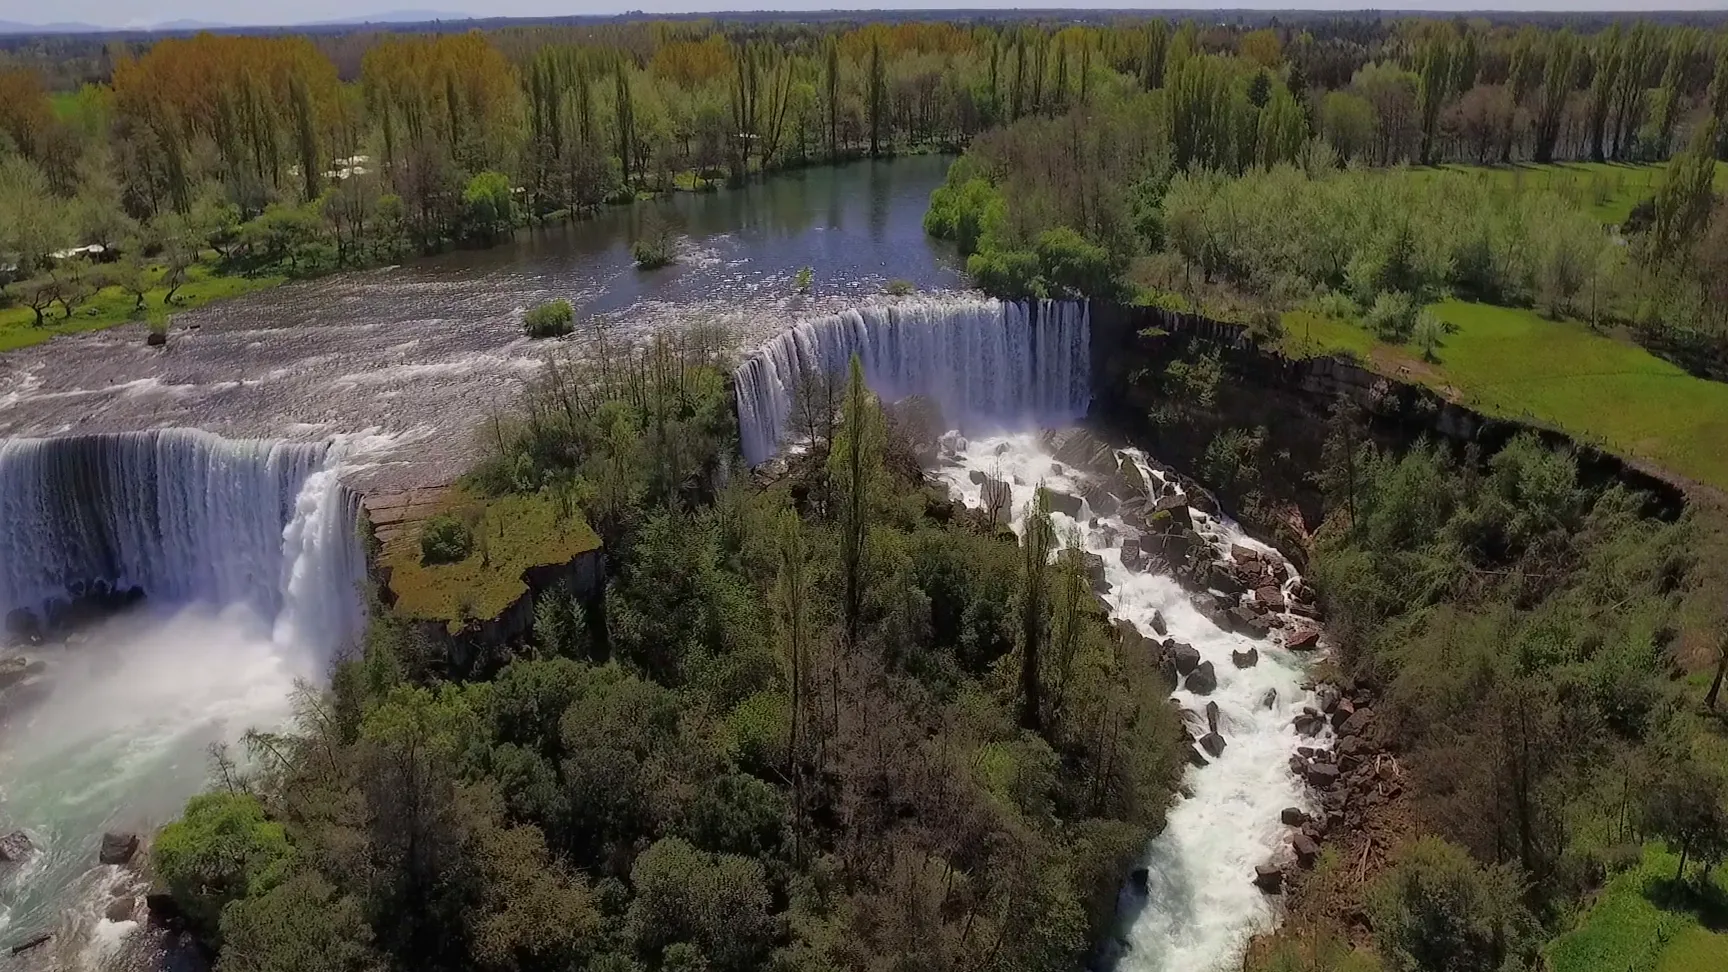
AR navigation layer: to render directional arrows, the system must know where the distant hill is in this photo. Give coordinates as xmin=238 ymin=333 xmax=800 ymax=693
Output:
xmin=0 ymin=19 xmax=103 ymax=34
xmin=0 ymin=10 xmax=474 ymax=35
xmin=306 ymin=10 xmax=474 ymax=25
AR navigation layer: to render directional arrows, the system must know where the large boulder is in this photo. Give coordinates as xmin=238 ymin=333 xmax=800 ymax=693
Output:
xmin=1285 ymin=626 xmax=1321 ymax=651
xmin=1200 ymin=731 xmax=1227 ymax=758
xmin=1304 ymin=762 xmax=1340 ymax=787
xmin=0 ymin=656 xmax=45 ymax=691
xmin=1228 ymin=605 xmax=1272 ymax=639
xmin=1338 ymin=707 xmax=1374 ymax=738
xmin=99 ymin=831 xmax=139 ymax=866
xmin=1206 ymin=562 xmax=1247 ymax=596
xmin=1253 ymin=864 xmax=1284 ymax=893
xmin=1153 ymin=493 xmax=1193 ymax=531
xmin=1081 ymin=483 xmax=1120 ymax=517
xmin=1045 ymin=489 xmax=1084 ymax=519
xmin=105 ymin=896 xmax=137 ymax=923
xmin=1171 ymin=642 xmax=1202 ymax=677
xmin=1185 ymin=661 xmax=1218 ymax=695
xmin=1080 ymin=552 xmax=1111 ymax=595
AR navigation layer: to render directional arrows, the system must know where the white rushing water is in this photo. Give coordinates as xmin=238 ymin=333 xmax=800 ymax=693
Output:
xmin=733 ymin=298 xmax=1090 ymax=465
xmin=0 ymin=430 xmax=367 ymax=959
xmin=935 ymin=433 xmax=1316 ymax=972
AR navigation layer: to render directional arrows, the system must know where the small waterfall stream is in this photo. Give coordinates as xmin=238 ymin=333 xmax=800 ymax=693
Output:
xmin=737 ymin=300 xmax=1318 ymax=971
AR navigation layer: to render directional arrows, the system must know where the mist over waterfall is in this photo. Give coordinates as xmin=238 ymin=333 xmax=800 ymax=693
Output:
xmin=0 ymin=430 xmax=365 ymax=652
xmin=0 ymin=430 xmax=367 ymax=953
xmin=734 ymin=298 xmax=1090 ymax=465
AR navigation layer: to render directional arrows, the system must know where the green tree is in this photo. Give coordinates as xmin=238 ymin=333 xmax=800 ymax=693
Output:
xmin=624 ymin=837 xmax=772 ymax=972
xmin=463 ymin=170 xmax=516 ymax=241
xmin=1368 ymin=837 xmax=1538 ymax=972
xmin=216 ymin=873 xmax=381 ymax=972
xmin=829 ymin=355 xmax=882 ymax=649
xmin=1016 ymin=487 xmax=1056 ymax=734
xmin=153 ymin=792 xmax=294 ymax=945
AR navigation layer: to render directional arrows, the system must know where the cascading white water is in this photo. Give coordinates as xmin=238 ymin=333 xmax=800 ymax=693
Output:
xmin=733 ymin=298 xmax=1090 ymax=465
xmin=935 ymin=434 xmax=1315 ymax=972
xmin=0 ymin=430 xmax=366 ymax=961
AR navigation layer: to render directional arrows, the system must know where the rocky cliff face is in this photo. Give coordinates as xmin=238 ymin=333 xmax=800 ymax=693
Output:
xmin=1086 ymin=305 xmax=1688 ymax=546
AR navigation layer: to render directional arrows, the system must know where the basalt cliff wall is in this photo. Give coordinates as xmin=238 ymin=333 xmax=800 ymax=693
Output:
xmin=1085 ymin=304 xmax=1688 ymax=546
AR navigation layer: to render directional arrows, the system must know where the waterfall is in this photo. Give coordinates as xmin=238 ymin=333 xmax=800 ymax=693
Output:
xmin=0 ymin=429 xmax=366 ymax=656
xmin=734 ymin=298 xmax=1091 ymax=465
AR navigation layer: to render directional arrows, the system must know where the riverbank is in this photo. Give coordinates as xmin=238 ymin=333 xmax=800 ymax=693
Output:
xmin=0 ymin=153 xmax=959 ymax=359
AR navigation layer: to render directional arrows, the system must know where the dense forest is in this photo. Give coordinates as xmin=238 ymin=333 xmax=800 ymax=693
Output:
xmin=922 ymin=19 xmax=1728 ymax=367
xmin=148 ymin=339 xmax=1189 ymax=972
xmin=6 ymin=14 xmax=1728 ymax=333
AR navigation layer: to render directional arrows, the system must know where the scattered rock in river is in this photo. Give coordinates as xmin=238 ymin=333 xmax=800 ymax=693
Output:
xmin=1171 ymin=642 xmax=1201 ymax=677
xmin=1185 ymin=660 xmax=1218 ymax=695
xmin=1231 ymin=647 xmax=1259 ymax=668
xmin=1205 ymin=700 xmax=1220 ymax=733
xmin=1253 ymin=864 xmax=1284 ymax=894
xmin=106 ymin=896 xmax=137 ymax=923
xmin=1260 ymin=688 xmax=1279 ymax=709
xmin=100 ymin=831 xmax=139 ymax=866
xmin=1281 ymin=807 xmax=1310 ymax=827
xmin=0 ymin=830 xmax=30 ymax=863
xmin=1148 ymin=609 xmax=1167 ymax=636
xmin=1200 ymin=731 xmax=1227 ymax=758
xmin=1045 ymin=489 xmax=1084 ymax=519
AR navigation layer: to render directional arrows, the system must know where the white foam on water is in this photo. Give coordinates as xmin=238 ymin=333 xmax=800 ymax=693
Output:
xmin=935 ymin=432 xmax=1317 ymax=972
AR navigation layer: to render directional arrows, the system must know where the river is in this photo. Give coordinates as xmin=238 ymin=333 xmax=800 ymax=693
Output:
xmin=0 ymin=155 xmax=963 ymax=493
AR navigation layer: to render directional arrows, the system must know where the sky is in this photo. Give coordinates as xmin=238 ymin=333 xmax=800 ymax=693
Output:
xmin=3 ymin=0 xmax=1725 ymax=30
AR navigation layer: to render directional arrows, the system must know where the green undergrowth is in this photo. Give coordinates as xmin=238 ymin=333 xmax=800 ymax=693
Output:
xmin=1401 ymin=160 xmax=1728 ymax=226
xmin=383 ymin=489 xmax=600 ymax=633
xmin=0 ymin=260 xmax=284 ymax=353
xmin=1278 ymin=300 xmax=1728 ymax=492
xmin=1546 ymin=845 xmax=1728 ymax=972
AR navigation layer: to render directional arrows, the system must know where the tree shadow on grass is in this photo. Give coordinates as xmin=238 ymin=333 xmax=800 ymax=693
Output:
xmin=1644 ymin=871 xmax=1728 ymax=932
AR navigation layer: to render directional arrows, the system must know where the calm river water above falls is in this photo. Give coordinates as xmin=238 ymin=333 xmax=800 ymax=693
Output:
xmin=0 ymin=155 xmax=961 ymax=490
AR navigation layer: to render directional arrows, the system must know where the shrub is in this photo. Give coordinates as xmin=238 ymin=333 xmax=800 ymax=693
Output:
xmin=632 ymin=236 xmax=674 ymax=269
xmin=522 ymin=299 xmax=574 ymax=338
xmin=794 ymin=266 xmax=813 ymax=294
xmin=1363 ymin=290 xmax=1418 ymax=342
xmin=1412 ymin=309 xmax=1447 ymax=361
xmin=1368 ymin=837 xmax=1538 ymax=972
xmin=419 ymin=514 xmax=473 ymax=565
xmin=884 ymin=279 xmax=917 ymax=296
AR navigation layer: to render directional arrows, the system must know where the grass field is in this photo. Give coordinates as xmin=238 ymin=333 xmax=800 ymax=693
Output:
xmin=1280 ymin=301 xmax=1728 ymax=492
xmin=1403 ymin=160 xmax=1728 ymax=225
xmin=0 ymin=260 xmax=284 ymax=353
xmin=381 ymin=489 xmax=602 ymax=633
xmin=1546 ymin=845 xmax=1728 ymax=972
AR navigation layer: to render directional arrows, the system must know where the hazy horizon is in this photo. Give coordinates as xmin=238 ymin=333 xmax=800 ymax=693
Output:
xmin=4 ymin=0 xmax=1727 ymax=31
